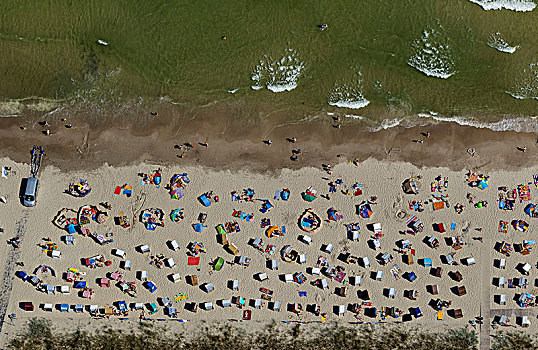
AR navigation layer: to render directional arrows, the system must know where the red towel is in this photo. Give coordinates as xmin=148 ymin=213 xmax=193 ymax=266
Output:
xmin=114 ymin=186 xmax=122 ymax=195
xmin=187 ymin=257 xmax=200 ymax=266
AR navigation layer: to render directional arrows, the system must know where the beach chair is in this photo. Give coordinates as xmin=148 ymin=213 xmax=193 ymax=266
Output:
xmin=65 ymin=235 xmax=74 ymax=245
xmin=375 ymin=271 xmax=383 ymax=281
xmin=271 ymin=301 xmax=281 ymax=311
xmin=170 ymin=273 xmax=181 ymax=283
xmin=232 ymin=280 xmax=240 ymax=291
xmin=430 ymin=284 xmax=439 ymax=295
xmin=269 ymin=259 xmax=278 ymax=270
xmin=284 ymin=274 xmax=294 ymax=283
xmin=122 ymin=260 xmax=132 ymax=271
xmin=202 ymin=283 xmax=215 ymax=293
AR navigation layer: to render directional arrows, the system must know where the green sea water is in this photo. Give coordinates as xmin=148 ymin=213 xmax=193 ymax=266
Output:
xmin=0 ymin=0 xmax=536 ymax=126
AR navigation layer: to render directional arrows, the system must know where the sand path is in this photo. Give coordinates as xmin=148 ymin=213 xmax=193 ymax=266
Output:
xmin=0 ymin=210 xmax=30 ymax=343
xmin=479 ymin=234 xmax=491 ymax=349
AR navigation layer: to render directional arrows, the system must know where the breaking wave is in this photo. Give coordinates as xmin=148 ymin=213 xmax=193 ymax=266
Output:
xmin=417 ymin=112 xmax=538 ymax=132
xmin=407 ymin=23 xmax=456 ymax=79
xmin=251 ymin=49 xmax=305 ymax=92
xmin=468 ymin=0 xmax=536 ymax=11
xmin=487 ymin=32 xmax=519 ymax=53
xmin=328 ymin=72 xmax=370 ymax=109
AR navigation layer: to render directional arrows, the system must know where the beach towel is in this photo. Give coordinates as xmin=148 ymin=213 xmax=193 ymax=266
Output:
xmin=123 ymin=186 xmax=132 ymax=196
xmin=274 ymin=190 xmax=281 ymax=200
xmin=187 ymin=257 xmax=200 ymax=266
xmin=114 ymin=186 xmax=122 ymax=195
xmin=450 ymin=222 xmax=456 ymax=230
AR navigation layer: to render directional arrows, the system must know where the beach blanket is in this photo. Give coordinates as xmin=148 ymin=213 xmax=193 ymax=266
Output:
xmin=187 ymin=257 xmax=200 ymax=266
xmin=518 ymin=185 xmax=531 ymax=203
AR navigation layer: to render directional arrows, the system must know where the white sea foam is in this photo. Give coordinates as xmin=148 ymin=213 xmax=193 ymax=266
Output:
xmin=487 ymin=32 xmax=519 ymax=53
xmin=506 ymin=62 xmax=538 ymax=100
xmin=328 ymin=72 xmax=370 ymax=109
xmin=251 ymin=49 xmax=305 ymax=92
xmin=344 ymin=114 xmax=364 ymax=120
xmin=407 ymin=24 xmax=456 ymax=79
xmin=469 ymin=0 xmax=536 ymax=11
xmin=417 ymin=112 xmax=538 ymax=132
xmin=369 ymin=118 xmax=405 ymax=132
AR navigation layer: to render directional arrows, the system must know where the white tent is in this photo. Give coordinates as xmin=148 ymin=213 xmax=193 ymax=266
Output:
xmin=311 ymin=267 xmax=321 ymax=276
xmin=388 ymin=288 xmax=396 ymax=298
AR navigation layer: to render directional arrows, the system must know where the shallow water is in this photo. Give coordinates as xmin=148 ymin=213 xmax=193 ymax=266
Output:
xmin=0 ymin=0 xmax=536 ymax=129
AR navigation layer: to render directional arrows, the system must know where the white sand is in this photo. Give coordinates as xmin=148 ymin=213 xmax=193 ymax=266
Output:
xmin=1 ymin=157 xmax=538 ymax=346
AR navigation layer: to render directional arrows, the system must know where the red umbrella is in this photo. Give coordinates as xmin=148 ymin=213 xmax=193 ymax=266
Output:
xmin=105 ymin=260 xmax=112 ymax=266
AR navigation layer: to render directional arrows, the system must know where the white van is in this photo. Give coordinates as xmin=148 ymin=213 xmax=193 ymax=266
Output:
xmin=22 ymin=177 xmax=39 ymax=207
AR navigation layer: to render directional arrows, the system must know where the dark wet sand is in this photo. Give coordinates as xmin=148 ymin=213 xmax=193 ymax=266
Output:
xmin=1 ymin=100 xmax=537 ymax=174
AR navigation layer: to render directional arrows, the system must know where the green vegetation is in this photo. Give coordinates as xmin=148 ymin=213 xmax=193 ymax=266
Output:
xmin=9 ymin=318 xmax=480 ymax=350
xmin=0 ymin=1 xmax=536 ymax=119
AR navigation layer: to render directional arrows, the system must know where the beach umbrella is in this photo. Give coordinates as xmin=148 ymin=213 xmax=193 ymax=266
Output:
xmin=302 ymin=192 xmax=317 ymax=202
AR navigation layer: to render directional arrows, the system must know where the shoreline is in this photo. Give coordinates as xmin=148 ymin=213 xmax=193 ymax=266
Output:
xmin=0 ymin=99 xmax=537 ymax=174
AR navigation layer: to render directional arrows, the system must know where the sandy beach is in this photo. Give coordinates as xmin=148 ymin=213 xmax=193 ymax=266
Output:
xmin=2 ymin=152 xmax=538 ymax=348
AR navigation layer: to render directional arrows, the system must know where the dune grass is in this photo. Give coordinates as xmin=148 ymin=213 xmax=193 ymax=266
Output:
xmin=8 ymin=318 xmax=481 ymax=350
